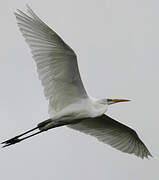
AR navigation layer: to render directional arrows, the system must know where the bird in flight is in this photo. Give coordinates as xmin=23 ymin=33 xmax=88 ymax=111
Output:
xmin=2 ymin=5 xmax=152 ymax=159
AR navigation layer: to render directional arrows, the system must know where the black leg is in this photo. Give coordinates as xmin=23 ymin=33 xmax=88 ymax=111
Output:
xmin=1 ymin=118 xmax=82 ymax=148
xmin=1 ymin=127 xmax=39 ymax=147
xmin=2 ymin=130 xmax=45 ymax=148
xmin=1 ymin=127 xmax=38 ymax=145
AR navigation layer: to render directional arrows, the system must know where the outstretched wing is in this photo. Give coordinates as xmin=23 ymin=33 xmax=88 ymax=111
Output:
xmin=69 ymin=115 xmax=152 ymax=159
xmin=15 ymin=5 xmax=88 ymax=113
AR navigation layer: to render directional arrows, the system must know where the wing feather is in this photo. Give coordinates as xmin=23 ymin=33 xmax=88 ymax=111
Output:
xmin=15 ymin=6 xmax=88 ymax=114
xmin=68 ymin=115 xmax=152 ymax=158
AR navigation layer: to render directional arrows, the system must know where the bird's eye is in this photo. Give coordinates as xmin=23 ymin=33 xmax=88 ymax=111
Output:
xmin=107 ymin=99 xmax=112 ymax=102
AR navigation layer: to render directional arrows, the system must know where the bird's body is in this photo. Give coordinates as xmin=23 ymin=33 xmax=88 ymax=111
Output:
xmin=41 ymin=98 xmax=108 ymax=131
xmin=50 ymin=98 xmax=108 ymax=121
xmin=2 ymin=5 xmax=152 ymax=159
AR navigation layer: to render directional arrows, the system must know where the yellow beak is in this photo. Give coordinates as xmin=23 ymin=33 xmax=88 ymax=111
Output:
xmin=112 ymin=99 xmax=131 ymax=103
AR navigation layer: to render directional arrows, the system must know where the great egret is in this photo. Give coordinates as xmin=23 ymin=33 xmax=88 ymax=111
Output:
xmin=2 ymin=5 xmax=152 ymax=159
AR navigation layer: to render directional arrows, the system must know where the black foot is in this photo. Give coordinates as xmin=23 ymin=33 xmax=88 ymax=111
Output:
xmin=1 ymin=136 xmax=21 ymax=148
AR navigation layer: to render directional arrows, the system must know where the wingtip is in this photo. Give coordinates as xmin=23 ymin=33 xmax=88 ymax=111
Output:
xmin=140 ymin=151 xmax=153 ymax=160
xmin=147 ymin=152 xmax=153 ymax=159
xmin=26 ymin=4 xmax=31 ymax=10
xmin=14 ymin=4 xmax=32 ymax=15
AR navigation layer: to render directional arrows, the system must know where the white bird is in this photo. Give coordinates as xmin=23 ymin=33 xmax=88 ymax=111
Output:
xmin=2 ymin=5 xmax=152 ymax=159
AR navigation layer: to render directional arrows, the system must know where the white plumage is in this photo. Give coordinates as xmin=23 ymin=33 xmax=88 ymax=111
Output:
xmin=2 ymin=5 xmax=152 ymax=159
xmin=15 ymin=6 xmax=87 ymax=114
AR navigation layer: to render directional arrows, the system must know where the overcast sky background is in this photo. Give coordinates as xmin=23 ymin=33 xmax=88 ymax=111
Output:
xmin=0 ymin=0 xmax=158 ymax=179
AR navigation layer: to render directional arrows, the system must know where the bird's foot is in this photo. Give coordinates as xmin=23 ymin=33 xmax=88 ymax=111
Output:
xmin=1 ymin=136 xmax=21 ymax=148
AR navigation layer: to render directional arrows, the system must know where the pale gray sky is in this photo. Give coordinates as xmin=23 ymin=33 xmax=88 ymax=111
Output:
xmin=0 ymin=0 xmax=158 ymax=179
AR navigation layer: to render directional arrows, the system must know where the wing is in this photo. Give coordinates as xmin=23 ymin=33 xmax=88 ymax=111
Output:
xmin=14 ymin=5 xmax=88 ymax=113
xmin=68 ymin=115 xmax=152 ymax=159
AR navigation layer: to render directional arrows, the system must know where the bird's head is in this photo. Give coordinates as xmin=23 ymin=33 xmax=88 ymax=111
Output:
xmin=97 ymin=98 xmax=130 ymax=105
xmin=107 ymin=98 xmax=130 ymax=105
